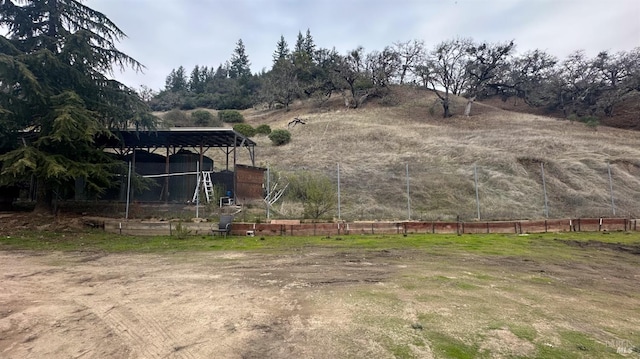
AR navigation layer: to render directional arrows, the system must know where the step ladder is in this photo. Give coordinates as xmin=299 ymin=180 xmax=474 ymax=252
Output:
xmin=192 ymin=171 xmax=215 ymax=203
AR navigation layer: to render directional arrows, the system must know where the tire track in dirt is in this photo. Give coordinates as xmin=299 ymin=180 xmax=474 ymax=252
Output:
xmin=74 ymin=296 xmax=199 ymax=359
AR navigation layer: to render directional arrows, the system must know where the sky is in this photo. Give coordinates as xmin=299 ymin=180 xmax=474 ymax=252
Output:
xmin=85 ymin=0 xmax=640 ymax=92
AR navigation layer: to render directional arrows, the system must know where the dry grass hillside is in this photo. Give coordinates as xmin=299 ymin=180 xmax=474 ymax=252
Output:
xmin=181 ymin=87 xmax=640 ymax=221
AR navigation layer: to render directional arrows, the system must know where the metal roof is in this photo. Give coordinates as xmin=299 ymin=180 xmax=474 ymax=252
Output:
xmin=100 ymin=128 xmax=256 ymax=149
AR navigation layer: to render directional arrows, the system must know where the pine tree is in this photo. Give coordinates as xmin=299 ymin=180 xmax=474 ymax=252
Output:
xmin=229 ymin=39 xmax=251 ymax=79
xmin=294 ymin=31 xmax=305 ymax=54
xmin=272 ymin=35 xmax=290 ymax=65
xmin=304 ymin=29 xmax=315 ymax=59
xmin=189 ymin=65 xmax=204 ymax=93
xmin=0 ymin=0 xmax=156 ymax=212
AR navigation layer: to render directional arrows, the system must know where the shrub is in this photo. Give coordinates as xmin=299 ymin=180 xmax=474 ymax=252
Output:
xmin=180 ymin=97 xmax=196 ymax=110
xmin=286 ymin=171 xmax=336 ymax=219
xmin=581 ymin=116 xmax=599 ymax=130
xmin=268 ymin=129 xmax=291 ymax=146
xmin=255 ymin=124 xmax=272 ymax=135
xmin=218 ymin=110 xmax=244 ymax=123
xmin=191 ymin=110 xmax=214 ymax=126
xmin=233 ymin=123 xmax=256 ymax=137
xmin=163 ymin=109 xmax=189 ymax=127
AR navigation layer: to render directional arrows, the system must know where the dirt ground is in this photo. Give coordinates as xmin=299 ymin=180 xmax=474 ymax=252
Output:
xmin=1 ymin=244 xmax=640 ymax=358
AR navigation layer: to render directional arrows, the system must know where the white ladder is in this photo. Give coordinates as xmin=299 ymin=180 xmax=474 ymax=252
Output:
xmin=192 ymin=171 xmax=215 ymax=203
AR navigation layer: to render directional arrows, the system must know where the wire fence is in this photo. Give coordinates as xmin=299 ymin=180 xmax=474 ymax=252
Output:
xmin=305 ymin=159 xmax=640 ymax=222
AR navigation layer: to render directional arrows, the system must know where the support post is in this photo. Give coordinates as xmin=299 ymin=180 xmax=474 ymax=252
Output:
xmin=125 ymin=160 xmax=132 ymax=220
xmin=541 ymin=162 xmax=549 ymax=218
xmin=474 ymin=164 xmax=480 ymax=220
xmin=196 ymin=161 xmax=200 ymax=219
xmin=337 ymin=163 xmax=341 ymax=221
xmin=608 ymin=162 xmax=616 ymax=216
xmin=266 ymin=165 xmax=270 ymax=220
xmin=406 ymin=163 xmax=411 ymax=220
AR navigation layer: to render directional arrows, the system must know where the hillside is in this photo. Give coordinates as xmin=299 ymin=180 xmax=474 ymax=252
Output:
xmin=184 ymin=87 xmax=640 ymax=221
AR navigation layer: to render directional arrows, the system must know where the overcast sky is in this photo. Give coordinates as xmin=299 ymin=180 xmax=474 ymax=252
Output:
xmin=85 ymin=0 xmax=640 ymax=91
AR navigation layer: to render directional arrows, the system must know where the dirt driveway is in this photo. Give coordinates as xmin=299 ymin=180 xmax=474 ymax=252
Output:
xmin=1 ymin=246 xmax=639 ymax=358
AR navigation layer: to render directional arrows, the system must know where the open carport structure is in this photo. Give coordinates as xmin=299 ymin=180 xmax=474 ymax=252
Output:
xmin=98 ymin=128 xmax=263 ymax=204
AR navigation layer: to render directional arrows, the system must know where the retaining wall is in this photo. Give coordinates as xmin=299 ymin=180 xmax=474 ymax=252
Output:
xmin=103 ymin=218 xmax=637 ymax=237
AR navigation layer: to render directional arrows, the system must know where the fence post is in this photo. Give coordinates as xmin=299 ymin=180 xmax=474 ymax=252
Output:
xmin=474 ymin=164 xmax=481 ymax=220
xmin=541 ymin=162 xmax=549 ymax=218
xmin=608 ymin=162 xmax=616 ymax=216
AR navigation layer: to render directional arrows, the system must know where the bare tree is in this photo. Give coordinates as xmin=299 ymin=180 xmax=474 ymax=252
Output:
xmin=137 ymin=85 xmax=157 ymax=103
xmin=464 ymin=40 xmax=515 ymax=116
xmin=424 ymin=38 xmax=473 ymax=117
xmin=263 ymin=57 xmax=299 ymax=110
xmin=556 ymin=50 xmax=601 ymax=117
xmin=393 ymin=39 xmax=425 ymax=84
xmin=366 ymin=46 xmax=401 ymax=88
xmin=334 ymin=47 xmax=369 ymax=108
xmin=592 ymin=49 xmax=640 ymax=116
xmin=501 ymin=49 xmax=558 ymax=106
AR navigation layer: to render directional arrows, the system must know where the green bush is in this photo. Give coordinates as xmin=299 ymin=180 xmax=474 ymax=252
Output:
xmin=268 ymin=129 xmax=291 ymax=146
xmin=191 ymin=110 xmax=214 ymax=126
xmin=233 ymin=123 xmax=256 ymax=137
xmin=163 ymin=109 xmax=189 ymax=127
xmin=180 ymin=97 xmax=196 ymax=110
xmin=218 ymin=110 xmax=244 ymax=123
xmin=286 ymin=171 xmax=336 ymax=219
xmin=581 ymin=116 xmax=599 ymax=130
xmin=255 ymin=124 xmax=272 ymax=135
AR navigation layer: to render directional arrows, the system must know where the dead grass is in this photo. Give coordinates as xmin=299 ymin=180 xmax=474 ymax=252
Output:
xmin=166 ymin=86 xmax=640 ymax=220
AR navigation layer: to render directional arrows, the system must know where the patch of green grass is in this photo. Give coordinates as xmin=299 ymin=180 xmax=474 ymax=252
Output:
xmin=559 ymin=331 xmax=613 ymax=354
xmin=425 ymin=331 xmax=483 ymax=359
xmin=353 ymin=290 xmax=402 ymax=308
xmin=401 ymin=282 xmax=418 ymax=290
xmin=509 ymin=324 xmax=537 ymax=341
xmin=2 ymin=231 xmax=639 ymax=261
xmin=387 ymin=343 xmax=416 ymax=359
xmin=472 ymin=273 xmax=494 ymax=280
xmin=455 ymin=281 xmax=480 ymax=290
xmin=533 ymin=331 xmax=618 ymax=359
